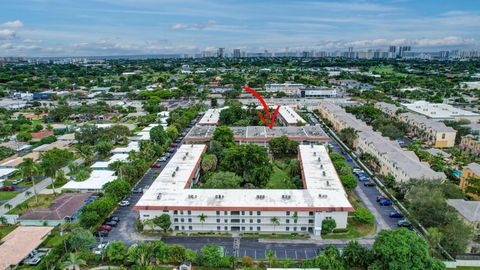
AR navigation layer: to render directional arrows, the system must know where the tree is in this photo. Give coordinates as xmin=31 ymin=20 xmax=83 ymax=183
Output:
xmin=152 ymin=214 xmax=172 ymax=233
xmin=354 ymin=207 xmax=374 ymax=225
xmin=128 ymin=241 xmax=154 ymax=267
xmin=342 ymin=240 xmax=373 ymax=269
xmin=201 ymin=153 xmax=218 ymax=173
xmin=338 ymin=127 xmax=358 ymax=148
xmin=106 ymin=241 xmax=128 ymax=263
xmin=16 ymin=131 xmax=32 ymax=142
xmin=266 ymin=249 xmax=276 ymax=267
xmin=66 ymin=228 xmax=95 ymax=252
xmin=199 ymin=245 xmax=224 ymax=268
xmin=150 ymin=125 xmax=169 ymax=145
xmin=204 ymin=171 xmax=242 ymax=189
xmin=17 ymin=158 xmax=40 ymax=203
xmin=95 ymin=140 xmax=113 ymax=158
xmin=212 ymin=125 xmax=235 ymax=148
xmin=168 ymin=245 xmax=187 ymax=264
xmin=198 ymin=213 xmax=207 ymax=229
xmin=40 ymin=148 xmax=74 ymax=195
xmin=303 ymin=245 xmax=346 ymax=270
xmin=103 ymin=179 xmax=131 ymax=200
xmin=340 ymin=174 xmax=357 ymax=193
xmin=322 ymin=219 xmax=336 ymax=234
xmin=440 ymin=218 xmax=473 ymax=256
xmin=271 ymin=217 xmax=280 ymax=232
xmin=60 ymin=253 xmax=86 ymax=270
xmin=166 ymin=126 xmax=179 ymax=141
xmin=268 ymin=136 xmax=299 ymax=158
xmin=371 ymin=229 xmax=445 ymax=270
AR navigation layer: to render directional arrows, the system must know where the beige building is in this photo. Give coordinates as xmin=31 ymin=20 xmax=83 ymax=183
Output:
xmin=375 ymin=102 xmax=456 ymax=148
xmin=461 ymin=135 xmax=480 ymax=159
xmin=459 ymin=163 xmax=480 ymax=200
xmin=447 ymin=199 xmax=480 ymax=236
xmin=316 ymin=100 xmax=446 ymax=182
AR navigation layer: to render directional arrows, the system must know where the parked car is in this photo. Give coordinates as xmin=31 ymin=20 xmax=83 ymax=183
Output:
xmin=389 ymin=211 xmax=404 ymax=218
xmin=397 ymin=219 xmax=412 ymax=228
xmin=379 ymin=199 xmax=393 ymax=206
xmin=158 ymin=157 xmax=168 ymax=162
xmin=118 ymin=200 xmax=130 ymax=207
xmin=131 ymin=188 xmax=143 ymax=194
xmin=363 ymin=181 xmax=375 ymax=187
xmin=25 ymin=257 xmax=41 ymax=265
xmin=93 ymin=242 xmax=110 ymax=255
xmin=165 ymin=152 xmax=172 ymax=158
xmin=104 ymin=220 xmax=118 ymax=227
xmin=345 ymin=157 xmax=353 ymax=162
xmin=358 ymin=176 xmax=370 ymax=181
xmin=151 ymin=163 xmax=161 ymax=168
xmin=96 ymin=225 xmax=112 ymax=231
xmin=12 ymin=178 xmax=24 ymax=185
xmin=95 ymin=230 xmax=109 ymax=237
xmin=376 ymin=196 xmax=388 ymax=202
xmin=353 ymin=168 xmax=363 ymax=173
xmin=107 ymin=216 xmax=120 ymax=222
xmin=1 ymin=186 xmax=15 ymax=191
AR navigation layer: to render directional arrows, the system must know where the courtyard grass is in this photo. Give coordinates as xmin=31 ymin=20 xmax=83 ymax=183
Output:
xmin=322 ymin=219 xmax=375 ymax=239
xmin=266 ymin=165 xmax=293 ymax=189
xmin=0 ymin=191 xmax=19 ymax=201
xmin=7 ymin=194 xmax=57 ymax=215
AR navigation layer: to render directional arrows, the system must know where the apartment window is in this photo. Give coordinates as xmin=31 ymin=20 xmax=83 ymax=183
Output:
xmin=286 ymin=219 xmax=290 ymax=224
xmin=143 ymin=215 xmax=150 ymax=218
xmin=308 ymin=219 xmax=314 ymax=224
xmin=241 ymin=211 xmax=245 ymax=215
xmin=250 ymin=226 xmax=253 ymax=231
xmin=309 ymin=211 xmax=314 ymax=216
xmin=188 ymin=218 xmax=192 ymax=222
xmin=175 ymin=226 xmax=179 ymax=230
xmin=174 ymin=218 xmax=178 ymax=222
xmin=249 ymin=211 xmax=253 ymax=215
xmin=241 ymin=227 xmax=245 ymax=231
xmin=174 ymin=210 xmax=178 ymax=215
xmin=325 ymin=217 xmax=332 ymax=220
xmin=217 ymin=226 xmax=221 ymax=231
xmin=181 ymin=226 xmax=185 ymax=230
xmin=225 ymin=226 xmax=228 ymax=231
xmin=301 ymin=227 xmax=307 ymax=231
xmin=180 ymin=218 xmax=184 ymax=222
xmin=217 ymin=219 xmax=220 ymax=223
xmin=294 ymin=219 xmax=297 ymax=224
xmin=162 ymin=210 xmax=169 ymax=213
xmin=257 ymin=219 xmax=261 ymax=223
xmin=294 ymin=227 xmax=297 ymax=231
xmin=242 ymin=219 xmax=245 ymax=223
xmin=225 ymin=219 xmax=228 ymax=223
xmin=250 ymin=219 xmax=253 ymax=223
xmin=216 ymin=211 xmax=220 ymax=215
xmin=224 ymin=211 xmax=228 ymax=215
xmin=180 ymin=211 xmax=184 ymax=215
xmin=286 ymin=211 xmax=290 ymax=216
xmin=189 ymin=226 xmax=192 ymax=230
xmin=286 ymin=227 xmax=290 ymax=231
xmin=442 ymin=133 xmax=446 ymax=139
xmin=257 ymin=211 xmax=261 ymax=215
xmin=257 ymin=227 xmax=261 ymax=231
xmin=187 ymin=211 xmax=191 ymax=215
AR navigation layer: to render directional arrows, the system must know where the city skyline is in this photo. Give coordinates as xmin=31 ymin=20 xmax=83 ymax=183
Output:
xmin=1 ymin=0 xmax=480 ymax=56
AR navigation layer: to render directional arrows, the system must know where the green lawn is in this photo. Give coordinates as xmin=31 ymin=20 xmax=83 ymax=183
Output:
xmin=0 ymin=225 xmax=17 ymax=239
xmin=322 ymin=220 xmax=375 ymax=239
xmin=0 ymin=191 xmax=19 ymax=201
xmin=266 ymin=161 xmax=297 ymax=189
xmin=7 ymin=194 xmax=57 ymax=215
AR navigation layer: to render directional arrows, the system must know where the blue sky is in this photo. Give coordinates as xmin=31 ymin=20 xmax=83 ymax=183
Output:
xmin=1 ymin=0 xmax=479 ymax=56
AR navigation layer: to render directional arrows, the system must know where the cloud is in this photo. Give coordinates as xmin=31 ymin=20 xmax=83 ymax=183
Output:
xmin=171 ymin=20 xmax=217 ymax=30
xmin=2 ymin=20 xmax=24 ymax=28
xmin=0 ymin=29 xmax=16 ymax=40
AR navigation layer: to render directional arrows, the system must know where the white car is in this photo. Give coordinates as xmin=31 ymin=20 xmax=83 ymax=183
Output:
xmin=12 ymin=178 xmax=24 ymax=185
xmin=353 ymin=168 xmax=363 ymax=173
xmin=93 ymin=242 xmax=110 ymax=255
xmin=118 ymin=200 xmax=130 ymax=207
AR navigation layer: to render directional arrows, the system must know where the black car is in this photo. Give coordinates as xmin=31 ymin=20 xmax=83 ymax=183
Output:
xmin=104 ymin=220 xmax=118 ymax=227
xmin=131 ymin=188 xmax=143 ymax=194
xmin=95 ymin=230 xmax=109 ymax=237
xmin=107 ymin=216 xmax=120 ymax=222
xmin=363 ymin=181 xmax=375 ymax=187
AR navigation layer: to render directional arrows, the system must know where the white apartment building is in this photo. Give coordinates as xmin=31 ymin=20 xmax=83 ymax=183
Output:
xmin=278 ymin=106 xmax=306 ymax=126
xmin=316 ymin=100 xmax=446 ymax=182
xmin=402 ymin=101 xmax=480 ymax=122
xmin=197 ymin=107 xmax=228 ymax=126
xmin=375 ymin=102 xmax=457 ymax=148
xmin=265 ymin=83 xmax=305 ymax=95
xmin=134 ymin=144 xmax=353 ymax=236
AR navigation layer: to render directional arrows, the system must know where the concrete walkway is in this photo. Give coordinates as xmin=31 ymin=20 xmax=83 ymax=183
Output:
xmin=0 ymin=158 xmax=83 ymax=215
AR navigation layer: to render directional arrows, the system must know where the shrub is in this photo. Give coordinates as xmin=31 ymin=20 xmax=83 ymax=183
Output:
xmin=354 ymin=207 xmax=375 ymax=225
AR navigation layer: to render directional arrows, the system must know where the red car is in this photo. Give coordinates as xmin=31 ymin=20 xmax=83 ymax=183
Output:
xmin=376 ymin=196 xmax=388 ymax=202
xmin=1 ymin=186 xmax=15 ymax=191
xmin=151 ymin=164 xmax=161 ymax=168
xmin=96 ymin=225 xmax=112 ymax=231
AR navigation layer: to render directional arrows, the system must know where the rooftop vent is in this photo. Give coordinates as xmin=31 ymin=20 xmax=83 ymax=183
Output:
xmin=311 ymin=144 xmax=314 ymax=148
xmin=317 ymin=157 xmax=321 ymax=162
xmin=215 ymin=194 xmax=224 ymax=199
xmin=326 ymin=180 xmax=330 ymax=186
xmin=157 ymin=193 xmax=162 ymax=200
xmin=188 ymin=194 xmax=197 ymax=199
xmin=176 ymin=166 xmax=179 ymax=171
xmin=282 ymin=194 xmax=291 ymax=200
xmin=322 ymin=171 xmax=326 ymax=176
xmin=318 ymin=194 xmax=328 ymax=198
xmin=183 ymin=156 xmax=186 ymax=160
xmin=313 ymin=152 xmax=316 ymax=156
xmin=191 ymin=144 xmax=194 ymax=147
xmin=256 ymin=194 xmax=265 ymax=200
xmin=320 ymin=164 xmax=324 ymax=169
xmin=185 ymin=152 xmax=189 ymax=156
xmin=172 ymin=171 xmax=176 ymax=177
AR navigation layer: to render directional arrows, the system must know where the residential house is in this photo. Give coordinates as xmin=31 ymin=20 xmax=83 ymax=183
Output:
xmin=459 ymin=163 xmax=480 ymax=200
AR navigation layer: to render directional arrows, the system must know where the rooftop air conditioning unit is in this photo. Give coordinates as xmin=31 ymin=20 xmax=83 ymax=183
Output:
xmin=172 ymin=171 xmax=176 ymax=177
xmin=313 ymin=152 xmax=316 ymax=156
xmin=322 ymin=171 xmax=326 ymax=176
xmin=176 ymin=166 xmax=179 ymax=171
xmin=256 ymin=195 xmax=265 ymax=199
xmin=157 ymin=193 xmax=162 ymax=200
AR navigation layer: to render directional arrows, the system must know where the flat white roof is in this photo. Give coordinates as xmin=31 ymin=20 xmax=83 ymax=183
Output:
xmin=111 ymin=141 xmax=140 ymax=154
xmin=62 ymin=170 xmax=117 ymax=191
xmin=0 ymin=168 xmax=17 ymax=179
xmin=402 ymin=101 xmax=479 ymax=119
xmin=278 ymin=106 xmax=306 ymax=125
xmin=90 ymin=153 xmax=129 ymax=169
xmin=198 ymin=107 xmax=228 ymax=125
xmin=135 ymin=144 xmax=352 ymax=212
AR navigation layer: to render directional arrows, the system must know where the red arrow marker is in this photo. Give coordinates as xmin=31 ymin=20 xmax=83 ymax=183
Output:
xmin=243 ymin=86 xmax=280 ymax=129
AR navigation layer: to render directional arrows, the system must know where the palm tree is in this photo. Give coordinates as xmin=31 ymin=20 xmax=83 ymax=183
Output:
xmin=292 ymin=212 xmax=299 ymax=224
xmin=60 ymin=253 xmax=86 ymax=270
xmin=128 ymin=241 xmax=153 ymax=267
xmin=270 ymin=217 xmax=280 ymax=232
xmin=41 ymin=158 xmax=58 ymax=196
xmin=17 ymin=158 xmax=40 ymax=203
xmin=4 ymin=203 xmax=12 ymax=211
xmin=198 ymin=213 xmax=207 ymax=230
xmin=25 ymin=191 xmax=32 ymax=198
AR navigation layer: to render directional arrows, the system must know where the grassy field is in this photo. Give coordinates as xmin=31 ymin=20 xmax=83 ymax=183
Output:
xmin=0 ymin=191 xmax=19 ymax=201
xmin=322 ymin=219 xmax=376 ymax=239
xmin=266 ymin=165 xmax=293 ymax=189
xmin=7 ymin=194 xmax=57 ymax=215
xmin=0 ymin=225 xmax=16 ymax=239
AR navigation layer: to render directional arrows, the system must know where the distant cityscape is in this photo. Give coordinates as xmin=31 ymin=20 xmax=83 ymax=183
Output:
xmin=1 ymin=45 xmax=479 ymax=64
